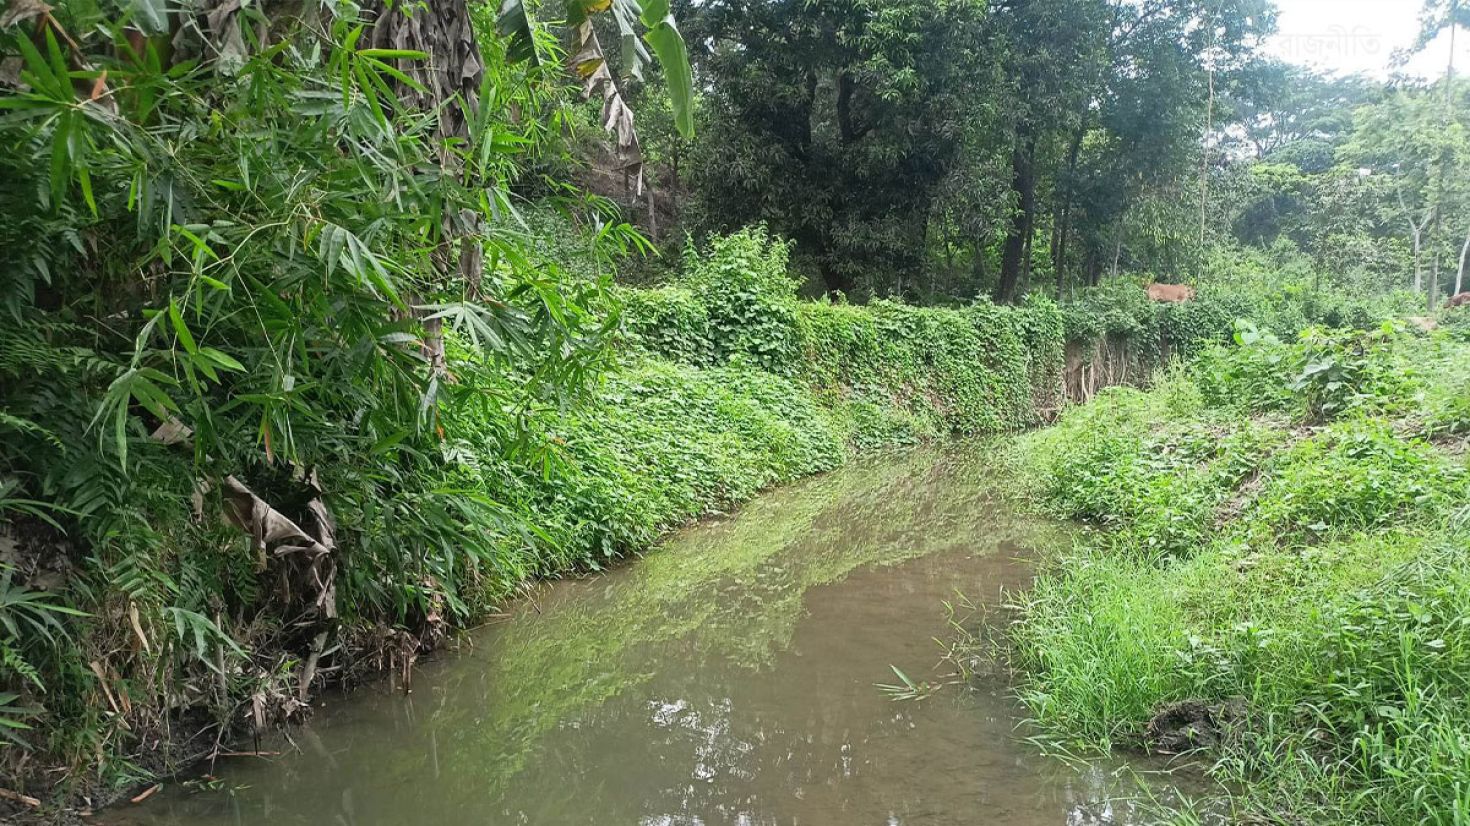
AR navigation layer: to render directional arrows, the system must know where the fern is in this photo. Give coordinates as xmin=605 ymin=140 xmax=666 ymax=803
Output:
xmin=1 ymin=640 xmax=44 ymax=691
xmin=0 ymin=567 xmax=87 ymax=647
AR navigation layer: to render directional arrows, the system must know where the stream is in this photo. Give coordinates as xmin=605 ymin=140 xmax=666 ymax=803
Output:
xmin=111 ymin=446 xmax=1204 ymax=825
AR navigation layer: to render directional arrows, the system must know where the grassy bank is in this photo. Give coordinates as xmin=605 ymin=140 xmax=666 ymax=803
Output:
xmin=1008 ymin=315 xmax=1470 ymax=823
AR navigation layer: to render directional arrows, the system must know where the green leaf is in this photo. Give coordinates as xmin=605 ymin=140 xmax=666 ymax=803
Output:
xmin=77 ymin=166 xmax=97 ymax=216
xmin=44 ymin=26 xmax=69 ymax=89
xmin=199 ymin=347 xmax=245 ymax=372
xmin=132 ymin=0 xmax=170 ymax=35
xmin=188 ymin=352 xmax=219 ymax=383
xmin=168 ymin=298 xmax=199 ymax=354
xmin=355 ymin=48 xmax=429 ymax=60
xmin=364 ymin=57 xmax=428 ymax=94
xmin=496 ymin=0 xmax=539 ymax=64
xmin=49 ymin=113 xmax=70 ymax=208
xmin=642 ymin=19 xmax=695 ymax=138
xmin=640 ymin=0 xmax=670 ymax=22
xmin=13 ymin=32 xmax=61 ymax=98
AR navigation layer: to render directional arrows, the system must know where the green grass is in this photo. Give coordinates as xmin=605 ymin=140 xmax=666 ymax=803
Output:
xmin=1008 ymin=328 xmax=1470 ymax=824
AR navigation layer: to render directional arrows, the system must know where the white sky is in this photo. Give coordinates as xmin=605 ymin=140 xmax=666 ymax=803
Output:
xmin=1265 ymin=0 xmax=1470 ymax=79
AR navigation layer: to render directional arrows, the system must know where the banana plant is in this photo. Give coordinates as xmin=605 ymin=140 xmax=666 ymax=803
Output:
xmin=495 ymin=0 xmax=694 ymax=192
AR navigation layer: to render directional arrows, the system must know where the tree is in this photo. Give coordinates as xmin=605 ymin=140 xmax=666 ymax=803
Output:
xmin=1408 ymin=0 xmax=1469 ymax=301
xmin=679 ymin=0 xmax=996 ymax=298
xmin=1340 ymin=87 xmax=1470 ymax=297
xmin=1224 ymin=61 xmax=1379 ymax=160
xmin=989 ymin=0 xmax=1112 ymax=302
xmin=995 ymin=0 xmax=1274 ymax=300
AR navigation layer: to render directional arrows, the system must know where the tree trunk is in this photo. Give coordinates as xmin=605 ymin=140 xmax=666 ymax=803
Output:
xmin=1198 ymin=65 xmax=1215 ymax=248
xmin=367 ymin=0 xmax=485 ymax=371
xmin=1050 ymin=210 xmax=1062 ymax=290
xmin=1435 ymin=7 xmax=1458 ymax=309
xmin=1055 ymin=203 xmax=1072 ymax=299
xmin=1399 ymin=188 xmax=1427 ymax=294
xmin=1457 ymin=223 xmax=1470 ymax=296
xmin=996 ymin=131 xmax=1037 ymax=304
xmin=1020 ymin=206 xmax=1036 ymax=293
xmin=1054 ymin=126 xmax=1083 ymax=299
xmin=1412 ymin=226 xmax=1424 ymax=294
xmin=1430 ymin=232 xmax=1441 ymax=312
xmin=973 ymin=244 xmax=989 ymax=292
xmin=647 ymin=186 xmax=658 ymax=242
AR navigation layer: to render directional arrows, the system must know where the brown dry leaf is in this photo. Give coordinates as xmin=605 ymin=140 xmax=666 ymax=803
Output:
xmin=128 ymin=601 xmax=150 ymax=654
xmin=149 ymin=416 xmax=193 ymax=445
xmin=88 ymin=660 xmax=124 ymax=721
xmin=220 ymin=476 xmax=332 ymax=560
xmin=569 ymin=22 xmax=643 ymax=194
xmin=0 ymin=0 xmax=51 ymax=30
xmin=0 ymin=787 xmax=42 ymax=808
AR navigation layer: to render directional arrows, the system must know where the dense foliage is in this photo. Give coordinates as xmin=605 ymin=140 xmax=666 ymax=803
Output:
xmin=595 ymin=1 xmax=1470 ymax=313
xmin=0 ymin=173 xmax=1155 ymax=810
xmin=0 ymin=0 xmax=677 ymax=806
xmin=656 ymin=0 xmax=1280 ymax=299
xmin=3 ymin=0 xmax=1468 ymax=819
xmin=1009 ymin=321 xmax=1470 ymax=822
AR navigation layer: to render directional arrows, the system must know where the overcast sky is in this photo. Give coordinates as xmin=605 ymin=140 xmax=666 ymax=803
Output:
xmin=1265 ymin=0 xmax=1469 ymax=79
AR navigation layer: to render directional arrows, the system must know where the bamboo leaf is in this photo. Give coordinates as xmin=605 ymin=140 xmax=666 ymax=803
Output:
xmin=199 ymin=347 xmax=245 ymax=372
xmin=168 ymin=298 xmax=198 ymax=355
xmin=356 ymin=48 xmax=428 ymax=60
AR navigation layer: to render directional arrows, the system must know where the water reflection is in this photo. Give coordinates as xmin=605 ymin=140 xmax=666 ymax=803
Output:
xmin=111 ymin=446 xmax=1208 ymax=826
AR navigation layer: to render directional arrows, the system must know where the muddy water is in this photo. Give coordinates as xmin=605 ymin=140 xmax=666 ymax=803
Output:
xmin=116 ymin=447 xmax=1198 ymax=826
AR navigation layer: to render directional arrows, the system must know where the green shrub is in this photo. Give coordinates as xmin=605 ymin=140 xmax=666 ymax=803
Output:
xmin=1248 ymin=421 xmax=1465 ymax=542
xmin=619 ymin=286 xmax=714 ymax=365
xmin=1161 ymin=292 xmax=1256 ymax=356
xmin=1024 ymin=381 xmax=1260 ymax=557
xmin=1191 ymin=322 xmax=1297 ymax=414
xmin=1191 ymin=320 xmax=1413 ymax=422
xmin=680 ymin=228 xmax=804 ymax=372
xmin=1422 ymin=355 xmax=1470 ymax=437
xmin=1010 ymin=324 xmax=1470 ymax=824
xmin=1289 ymin=324 xmax=1408 ymax=421
xmin=1062 ymin=280 xmax=1162 ymax=345
xmin=1442 ymin=305 xmax=1470 ymax=342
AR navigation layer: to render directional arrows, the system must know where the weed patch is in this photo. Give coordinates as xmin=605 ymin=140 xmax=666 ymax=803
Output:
xmin=1009 ymin=327 xmax=1470 ymax=823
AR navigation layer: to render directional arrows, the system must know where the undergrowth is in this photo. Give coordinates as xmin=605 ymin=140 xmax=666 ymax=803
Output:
xmin=1009 ymin=322 xmax=1470 ymax=824
xmin=1 ymin=225 xmax=1077 ymax=807
xmin=0 ymin=186 xmax=1429 ymax=810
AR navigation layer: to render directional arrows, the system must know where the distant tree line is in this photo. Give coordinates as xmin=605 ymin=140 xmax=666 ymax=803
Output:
xmin=613 ymin=0 xmax=1467 ymax=307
